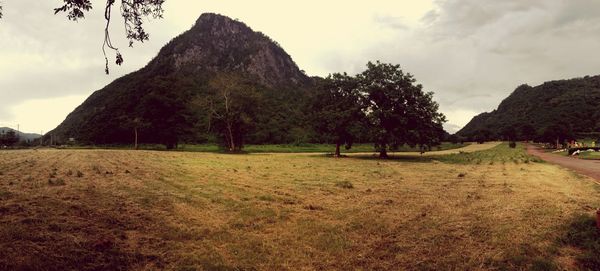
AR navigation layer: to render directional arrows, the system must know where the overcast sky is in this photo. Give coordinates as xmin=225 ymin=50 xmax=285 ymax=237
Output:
xmin=2 ymin=0 xmax=600 ymax=134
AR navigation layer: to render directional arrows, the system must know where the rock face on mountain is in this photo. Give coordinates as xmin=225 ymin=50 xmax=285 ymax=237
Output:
xmin=50 ymin=13 xmax=315 ymax=146
xmin=457 ymin=75 xmax=600 ymax=138
xmin=149 ymin=13 xmax=311 ymax=88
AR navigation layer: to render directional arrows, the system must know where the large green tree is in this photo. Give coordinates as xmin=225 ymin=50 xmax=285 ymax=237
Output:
xmin=311 ymin=73 xmax=366 ymax=157
xmin=359 ymin=61 xmax=446 ymax=158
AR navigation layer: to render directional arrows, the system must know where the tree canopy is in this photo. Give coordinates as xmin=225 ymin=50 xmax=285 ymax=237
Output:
xmin=359 ymin=62 xmax=446 ymax=158
xmin=311 ymin=73 xmax=366 ymax=157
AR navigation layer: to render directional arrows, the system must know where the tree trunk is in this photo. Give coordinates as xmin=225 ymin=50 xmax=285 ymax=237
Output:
xmin=334 ymin=142 xmax=341 ymax=157
xmin=379 ymin=149 xmax=389 ymax=159
xmin=227 ymin=123 xmax=235 ymax=152
xmin=134 ymin=127 xmax=138 ymax=150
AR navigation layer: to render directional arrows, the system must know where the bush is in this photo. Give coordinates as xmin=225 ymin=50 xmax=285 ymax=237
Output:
xmin=335 ymin=181 xmax=354 ymax=189
xmin=509 ymin=141 xmax=517 ymax=148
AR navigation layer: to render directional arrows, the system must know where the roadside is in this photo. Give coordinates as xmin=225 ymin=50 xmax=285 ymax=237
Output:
xmin=527 ymin=144 xmax=600 ymax=181
xmin=259 ymin=141 xmax=502 ymax=157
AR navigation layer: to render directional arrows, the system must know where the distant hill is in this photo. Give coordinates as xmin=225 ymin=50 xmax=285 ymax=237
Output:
xmin=49 ymin=13 xmax=316 ymax=147
xmin=457 ymin=75 xmax=600 ymax=139
xmin=0 ymin=127 xmax=41 ymax=141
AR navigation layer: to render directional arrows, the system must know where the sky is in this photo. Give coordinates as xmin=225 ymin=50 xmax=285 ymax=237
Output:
xmin=2 ymin=0 xmax=600 ymax=134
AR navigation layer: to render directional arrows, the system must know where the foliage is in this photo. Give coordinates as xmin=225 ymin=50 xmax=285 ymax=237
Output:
xmin=311 ymin=73 xmax=366 ymax=156
xmin=359 ymin=62 xmax=446 ymax=158
xmin=500 ymin=126 xmax=517 ymax=141
xmin=201 ymin=73 xmax=262 ymax=152
xmin=520 ymin=124 xmax=537 ymax=142
xmin=472 ymin=128 xmax=494 ymax=143
xmin=539 ymin=123 xmax=575 ymax=146
xmin=0 ymin=130 xmax=18 ymax=146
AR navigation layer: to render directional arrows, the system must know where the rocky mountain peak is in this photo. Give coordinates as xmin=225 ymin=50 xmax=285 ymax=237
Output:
xmin=155 ymin=13 xmax=310 ymax=88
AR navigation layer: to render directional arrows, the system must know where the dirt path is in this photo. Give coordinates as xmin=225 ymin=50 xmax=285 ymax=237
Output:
xmin=527 ymin=144 xmax=600 ymax=181
xmin=259 ymin=142 xmax=502 ymax=157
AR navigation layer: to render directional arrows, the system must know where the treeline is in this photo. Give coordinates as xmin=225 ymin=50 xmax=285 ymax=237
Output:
xmin=204 ymin=61 xmax=447 ymax=157
xmin=0 ymin=130 xmax=19 ymax=147
xmin=458 ymin=75 xmax=600 ymax=140
xmin=456 ymin=122 xmax=599 ymax=147
xmin=48 ymin=62 xmax=447 ymax=156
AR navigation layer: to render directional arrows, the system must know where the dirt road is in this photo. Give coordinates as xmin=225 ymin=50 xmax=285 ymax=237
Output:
xmin=527 ymin=144 xmax=600 ymax=181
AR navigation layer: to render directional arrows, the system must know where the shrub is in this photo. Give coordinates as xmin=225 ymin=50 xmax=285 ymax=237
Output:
xmin=48 ymin=178 xmax=66 ymax=186
xmin=335 ymin=181 xmax=354 ymax=189
xmin=509 ymin=141 xmax=517 ymax=148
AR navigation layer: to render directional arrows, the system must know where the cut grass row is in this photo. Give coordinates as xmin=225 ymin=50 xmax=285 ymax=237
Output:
xmin=60 ymin=142 xmax=468 ymax=154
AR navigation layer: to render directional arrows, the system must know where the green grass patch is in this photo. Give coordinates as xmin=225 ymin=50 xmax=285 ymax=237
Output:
xmin=438 ymin=142 xmax=540 ymax=164
xmin=577 ymin=151 xmax=600 ymax=160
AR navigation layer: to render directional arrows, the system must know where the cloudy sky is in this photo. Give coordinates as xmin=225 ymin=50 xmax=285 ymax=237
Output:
xmin=2 ymin=0 xmax=600 ymax=134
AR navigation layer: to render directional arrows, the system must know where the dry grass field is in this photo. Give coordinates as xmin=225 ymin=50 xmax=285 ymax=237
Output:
xmin=0 ymin=143 xmax=599 ymax=270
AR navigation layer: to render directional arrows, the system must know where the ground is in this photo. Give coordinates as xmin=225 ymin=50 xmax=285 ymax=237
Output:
xmin=0 ymin=143 xmax=599 ymax=270
xmin=527 ymin=144 xmax=600 ymax=181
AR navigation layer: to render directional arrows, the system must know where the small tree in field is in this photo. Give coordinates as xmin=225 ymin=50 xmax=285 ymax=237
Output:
xmin=311 ymin=73 xmax=366 ymax=157
xmin=119 ymin=116 xmax=150 ymax=149
xmin=204 ymin=73 xmax=261 ymax=152
xmin=359 ymin=61 xmax=446 ymax=158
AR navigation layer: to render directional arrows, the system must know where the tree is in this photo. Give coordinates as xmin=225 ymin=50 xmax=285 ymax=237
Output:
xmin=540 ymin=123 xmax=575 ymax=149
xmin=140 ymin=81 xmax=193 ymax=149
xmin=119 ymin=116 xmax=150 ymax=149
xmin=202 ymin=73 xmax=261 ymax=152
xmin=0 ymin=130 xmax=19 ymax=147
xmin=500 ymin=126 xmax=517 ymax=141
xmin=311 ymin=73 xmax=366 ymax=157
xmin=473 ymin=129 xmax=493 ymax=144
xmin=519 ymin=124 xmax=537 ymax=142
xmin=0 ymin=1 xmax=166 ymax=74
xmin=359 ymin=61 xmax=446 ymax=158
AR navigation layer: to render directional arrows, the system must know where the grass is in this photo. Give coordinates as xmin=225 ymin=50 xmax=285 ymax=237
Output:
xmin=64 ymin=142 xmax=468 ymax=154
xmin=0 ymin=146 xmax=598 ymax=270
xmin=558 ymin=214 xmax=600 ymax=270
xmin=437 ymin=142 xmax=542 ymax=164
xmin=577 ymin=151 xmax=600 ymax=160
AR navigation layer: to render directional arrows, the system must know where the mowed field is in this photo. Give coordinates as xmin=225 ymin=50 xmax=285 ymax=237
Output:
xmin=1 ymin=144 xmax=599 ymax=270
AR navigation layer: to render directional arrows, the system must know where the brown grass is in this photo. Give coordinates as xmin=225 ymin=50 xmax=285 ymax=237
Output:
xmin=0 ymin=147 xmax=598 ymax=270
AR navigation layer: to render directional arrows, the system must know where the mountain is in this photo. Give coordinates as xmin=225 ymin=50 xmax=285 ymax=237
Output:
xmin=0 ymin=127 xmax=41 ymax=141
xmin=49 ymin=13 xmax=316 ymax=147
xmin=457 ymin=75 xmax=600 ymax=138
